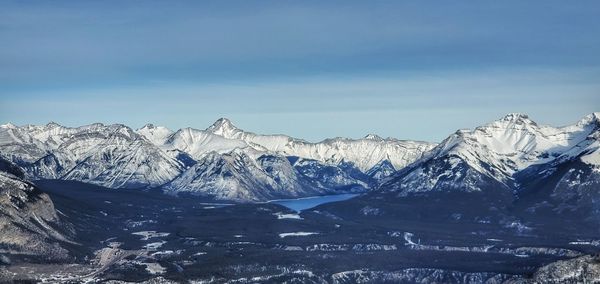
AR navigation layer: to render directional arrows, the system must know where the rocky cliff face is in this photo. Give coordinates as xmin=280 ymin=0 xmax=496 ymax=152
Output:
xmin=0 ymin=158 xmax=73 ymax=262
xmin=530 ymin=254 xmax=600 ymax=283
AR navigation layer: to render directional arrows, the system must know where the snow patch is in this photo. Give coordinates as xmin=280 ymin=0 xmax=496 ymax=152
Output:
xmin=273 ymin=212 xmax=303 ymax=220
xmin=143 ymin=241 xmax=166 ymax=250
xmin=132 ymin=231 xmax=170 ymax=241
xmin=144 ymin=262 xmax=166 ymax=274
xmin=279 ymin=232 xmax=319 ymax=238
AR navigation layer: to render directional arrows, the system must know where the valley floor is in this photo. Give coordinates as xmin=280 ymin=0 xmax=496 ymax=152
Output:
xmin=2 ymin=180 xmax=599 ymax=283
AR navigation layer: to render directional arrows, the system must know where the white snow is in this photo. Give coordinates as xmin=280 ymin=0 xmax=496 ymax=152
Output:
xmin=568 ymin=240 xmax=600 ymax=246
xmin=151 ymin=250 xmax=175 ymax=256
xmin=279 ymin=232 xmax=319 ymax=238
xmin=487 ymin=239 xmax=503 ymax=242
xmin=136 ymin=124 xmax=174 ymax=145
xmin=143 ymin=241 xmax=166 ymax=250
xmin=144 ymin=262 xmax=166 ymax=274
xmin=273 ymin=212 xmax=303 ymax=220
xmin=132 ymin=231 xmax=170 ymax=241
xmin=580 ymin=143 xmax=600 ymax=166
xmin=161 ymin=127 xmax=251 ymax=160
xmin=403 ymin=232 xmax=417 ymax=245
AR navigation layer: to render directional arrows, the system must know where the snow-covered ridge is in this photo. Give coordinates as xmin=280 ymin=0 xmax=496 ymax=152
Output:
xmin=455 ymin=112 xmax=598 ymax=169
xmin=0 ymin=119 xmax=434 ymax=172
xmin=0 ymin=119 xmax=434 ymax=201
xmin=421 ymin=112 xmax=599 ymax=174
xmin=200 ymin=118 xmax=436 ymax=171
xmin=4 ymin=113 xmax=596 ymax=201
xmin=132 ymin=117 xmax=436 ymax=172
xmin=0 ymin=122 xmax=184 ymax=189
xmin=136 ymin=124 xmax=173 ymax=145
xmin=381 ymin=112 xmax=600 ymax=195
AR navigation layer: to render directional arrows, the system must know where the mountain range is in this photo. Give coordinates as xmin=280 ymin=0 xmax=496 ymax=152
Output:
xmin=380 ymin=112 xmax=600 ymax=220
xmin=0 ymin=113 xmax=598 ymax=204
xmin=0 ymin=118 xmax=435 ymax=201
xmin=1 ymin=112 xmax=599 ymax=282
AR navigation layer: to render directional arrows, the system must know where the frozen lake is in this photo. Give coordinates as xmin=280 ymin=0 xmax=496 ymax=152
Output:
xmin=268 ymin=193 xmax=360 ymax=212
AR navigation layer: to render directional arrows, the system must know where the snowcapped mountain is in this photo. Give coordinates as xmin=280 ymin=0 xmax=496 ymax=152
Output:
xmin=0 ymin=123 xmax=56 ymax=164
xmin=165 ymin=150 xmax=368 ymax=202
xmin=139 ymin=118 xmax=435 ymax=174
xmin=7 ymin=114 xmax=593 ymax=203
xmin=203 ymin=118 xmax=436 ymax=172
xmin=0 ymin=123 xmax=184 ymax=189
xmin=136 ymin=123 xmax=174 ymax=145
xmin=380 ymin=113 xmax=600 ymax=199
xmin=164 ymin=150 xmax=305 ymax=201
xmin=161 ymin=127 xmax=255 ymax=160
xmin=508 ymin=113 xmax=600 ymax=219
xmin=0 ymin=119 xmax=432 ymax=201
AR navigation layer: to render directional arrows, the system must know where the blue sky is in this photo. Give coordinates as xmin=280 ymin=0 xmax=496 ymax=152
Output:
xmin=1 ymin=1 xmax=599 ymax=142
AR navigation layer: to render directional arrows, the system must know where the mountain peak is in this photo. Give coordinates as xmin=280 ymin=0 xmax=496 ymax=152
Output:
xmin=500 ymin=113 xmax=530 ymax=122
xmin=491 ymin=113 xmax=538 ymax=128
xmin=136 ymin=123 xmax=173 ymax=145
xmin=206 ymin=118 xmax=240 ymax=137
xmin=1 ymin=122 xmax=17 ymax=129
xmin=212 ymin=117 xmax=235 ymax=127
xmin=137 ymin=123 xmax=172 ymax=133
xmin=46 ymin=121 xmax=61 ymax=128
xmin=139 ymin=123 xmax=171 ymax=131
xmin=138 ymin=123 xmax=170 ymax=131
xmin=364 ymin=134 xmax=383 ymax=140
xmin=89 ymin=122 xmax=105 ymax=127
xmin=576 ymin=112 xmax=600 ymax=127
